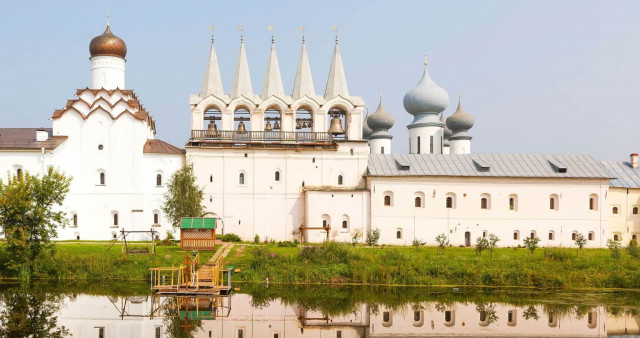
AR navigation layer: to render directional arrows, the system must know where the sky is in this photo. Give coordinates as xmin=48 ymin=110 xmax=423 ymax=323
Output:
xmin=0 ymin=0 xmax=638 ymax=160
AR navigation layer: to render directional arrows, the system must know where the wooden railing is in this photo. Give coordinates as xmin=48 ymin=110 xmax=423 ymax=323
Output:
xmin=190 ymin=130 xmax=334 ymax=143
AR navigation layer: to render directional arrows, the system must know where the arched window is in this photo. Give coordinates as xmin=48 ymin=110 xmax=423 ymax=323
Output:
xmin=342 ymin=220 xmax=347 ymax=229
xmin=239 ymin=172 xmax=245 ymax=185
xmin=588 ymin=231 xmax=594 ymax=241
xmin=72 ymin=214 xmax=78 ymax=227
xmin=209 ymin=175 xmax=213 ymax=182
xmin=572 ymin=232 xmax=578 ymax=241
xmin=321 ymin=214 xmax=330 ymax=229
xmin=589 ymin=194 xmax=598 ymax=211
xmin=383 ymin=191 xmax=393 ymax=206
xmin=415 ymin=197 xmax=422 ymax=208
xmin=100 ymin=172 xmax=106 ymax=185
xmin=548 ymin=231 xmax=555 ymax=240
xmin=341 ymin=215 xmax=349 ymax=231
xmin=275 ymin=171 xmax=280 ymax=182
xmin=480 ymin=193 xmax=491 ymax=210
xmin=612 ymin=206 xmax=619 ymax=214
xmin=481 ymin=198 xmax=488 ymax=209
xmin=634 ymin=207 xmax=639 ymax=215
xmin=16 ymin=168 xmax=22 ymax=179
xmin=396 ymin=228 xmax=402 ymax=239
xmin=513 ymin=231 xmax=520 ymax=240
xmin=414 ymin=192 xmax=425 ymax=208
xmin=113 ymin=213 xmax=118 ymax=226
xmin=549 ymin=194 xmax=559 ymax=210
xmin=530 ymin=231 xmax=536 ymax=239
xmin=614 ymin=234 xmax=620 ymax=241
xmin=156 ymin=174 xmax=162 ymax=186
xmin=509 ymin=194 xmax=518 ymax=211
xmin=154 ymin=213 xmax=159 ymax=224
xmin=445 ymin=193 xmax=456 ymax=209
xmin=338 ymin=175 xmax=343 ymax=185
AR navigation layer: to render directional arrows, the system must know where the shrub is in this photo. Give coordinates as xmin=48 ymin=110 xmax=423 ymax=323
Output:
xmin=487 ymin=234 xmax=500 ymax=259
xmin=574 ymin=234 xmax=587 ymax=256
xmin=254 ymin=234 xmax=260 ymax=244
xmin=627 ymin=239 xmax=639 ymax=258
xmin=523 ymin=237 xmax=540 ymax=255
xmin=412 ymin=238 xmax=426 ymax=247
xmin=435 ymin=234 xmax=449 ymax=254
xmin=476 ymin=237 xmax=489 ymax=256
xmin=351 ymin=229 xmax=362 ymax=247
xmin=607 ymin=239 xmax=622 ymax=259
xmin=221 ymin=233 xmax=241 ymax=242
xmin=277 ymin=240 xmax=298 ymax=247
xmin=366 ymin=228 xmax=380 ymax=246
xmin=299 ymin=241 xmax=358 ymax=265
xmin=544 ymin=248 xmax=571 ymax=262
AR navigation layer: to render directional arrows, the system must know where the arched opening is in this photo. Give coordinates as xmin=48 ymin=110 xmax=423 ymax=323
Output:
xmin=234 ymin=106 xmax=251 ymax=134
xmin=513 ymin=230 xmax=520 ymax=241
xmin=549 ymin=194 xmax=559 ymax=210
xmin=337 ymin=175 xmax=343 ymax=185
xmin=383 ymin=191 xmax=393 ymax=206
xmin=588 ymin=194 xmax=598 ymax=211
xmin=613 ymin=233 xmax=620 ymax=241
xmin=414 ymin=192 xmax=425 ymax=208
xmin=321 ymin=214 xmax=330 ymax=229
xmin=480 ymin=193 xmax=491 ymax=210
xmin=156 ymin=173 xmax=162 ymax=186
xmin=239 ymin=172 xmax=245 ymax=185
xmin=572 ymin=231 xmax=578 ymax=241
xmin=72 ymin=213 xmax=78 ymax=227
xmin=112 ymin=212 xmax=118 ymax=226
xmin=203 ymin=105 xmax=222 ymax=137
xmin=508 ymin=309 xmax=517 ymax=326
xmin=263 ymin=106 xmax=282 ymax=136
xmin=327 ymin=106 xmax=348 ymax=140
xmin=382 ymin=311 xmax=392 ymax=327
xmin=588 ymin=231 xmax=595 ymax=241
xmin=274 ymin=170 xmax=280 ymax=182
xmin=548 ymin=230 xmax=555 ymax=240
xmin=413 ymin=310 xmax=424 ymax=327
xmin=16 ymin=168 xmax=22 ymax=179
xmin=446 ymin=193 xmax=456 ymax=209
xmin=444 ymin=311 xmax=455 ymax=327
xmin=634 ymin=207 xmax=639 ymax=215
xmin=295 ymin=106 xmax=314 ymax=133
xmin=612 ymin=206 xmax=619 ymax=215
xmin=99 ymin=171 xmax=106 ymax=185
xmin=587 ymin=311 xmax=597 ymax=329
xmin=153 ymin=213 xmax=159 ymax=225
xmin=530 ymin=231 xmax=537 ymax=239
xmin=509 ymin=194 xmax=518 ymax=211
xmin=341 ymin=215 xmax=349 ymax=232
xmin=396 ymin=228 xmax=403 ymax=239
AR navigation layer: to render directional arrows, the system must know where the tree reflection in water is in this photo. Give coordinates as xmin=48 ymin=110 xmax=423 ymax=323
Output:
xmin=0 ymin=289 xmax=69 ymax=337
xmin=162 ymin=307 xmax=203 ymax=338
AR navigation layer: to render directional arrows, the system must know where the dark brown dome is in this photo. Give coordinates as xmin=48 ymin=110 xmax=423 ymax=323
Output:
xmin=89 ymin=25 xmax=127 ymax=59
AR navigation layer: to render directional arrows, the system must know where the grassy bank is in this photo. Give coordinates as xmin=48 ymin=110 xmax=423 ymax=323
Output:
xmin=226 ymin=242 xmax=640 ymax=289
xmin=0 ymin=243 xmax=216 ymax=280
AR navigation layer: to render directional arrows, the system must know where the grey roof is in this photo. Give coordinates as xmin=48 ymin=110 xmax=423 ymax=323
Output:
xmin=367 ymin=153 xmax=612 ymax=179
xmin=600 ymin=161 xmax=640 ymax=188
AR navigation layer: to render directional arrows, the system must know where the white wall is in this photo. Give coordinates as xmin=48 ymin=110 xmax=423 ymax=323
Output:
xmin=607 ymin=187 xmax=640 ymax=244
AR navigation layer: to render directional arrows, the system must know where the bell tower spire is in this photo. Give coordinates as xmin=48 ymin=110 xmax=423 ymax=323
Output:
xmin=261 ymin=26 xmax=285 ymax=99
xmin=231 ymin=26 xmax=254 ymax=99
xmin=324 ymin=26 xmax=349 ymax=99
xmin=200 ymin=25 xmax=224 ymax=98
xmin=292 ymin=26 xmax=316 ymax=99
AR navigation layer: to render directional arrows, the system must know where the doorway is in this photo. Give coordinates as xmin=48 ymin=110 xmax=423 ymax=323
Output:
xmin=464 ymin=231 xmax=471 ymax=247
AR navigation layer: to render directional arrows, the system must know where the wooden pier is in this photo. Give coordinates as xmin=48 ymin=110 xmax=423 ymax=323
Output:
xmin=150 ymin=243 xmax=235 ymax=295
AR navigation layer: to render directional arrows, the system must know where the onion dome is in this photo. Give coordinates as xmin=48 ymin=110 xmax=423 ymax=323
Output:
xmin=363 ymin=114 xmax=373 ymax=139
xmin=446 ymin=93 xmax=474 ymax=132
xmin=441 ymin=113 xmax=452 ymax=139
xmin=367 ymin=97 xmax=394 ymax=131
xmin=90 ymin=25 xmax=127 ymax=59
xmin=403 ymin=55 xmax=449 ymax=115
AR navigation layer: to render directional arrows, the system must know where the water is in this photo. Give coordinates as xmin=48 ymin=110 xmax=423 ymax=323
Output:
xmin=0 ymin=282 xmax=639 ymax=337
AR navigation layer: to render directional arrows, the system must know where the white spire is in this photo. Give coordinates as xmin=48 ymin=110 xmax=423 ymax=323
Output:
xmin=231 ymin=34 xmax=254 ymax=99
xmin=200 ymin=28 xmax=224 ymax=98
xmin=261 ymin=34 xmax=285 ymax=99
xmin=292 ymin=33 xmax=316 ymax=99
xmin=324 ymin=35 xmax=349 ymax=99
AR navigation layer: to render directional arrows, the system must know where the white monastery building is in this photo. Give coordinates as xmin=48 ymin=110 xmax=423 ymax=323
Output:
xmin=2 ymin=23 xmax=638 ymax=247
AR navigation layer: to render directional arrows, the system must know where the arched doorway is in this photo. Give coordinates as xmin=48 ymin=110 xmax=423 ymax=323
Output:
xmin=464 ymin=231 xmax=471 ymax=247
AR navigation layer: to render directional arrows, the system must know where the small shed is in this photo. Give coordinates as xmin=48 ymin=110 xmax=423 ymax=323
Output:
xmin=180 ymin=217 xmax=216 ymax=251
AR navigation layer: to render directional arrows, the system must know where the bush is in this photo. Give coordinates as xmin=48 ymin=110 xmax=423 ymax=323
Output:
xmin=627 ymin=239 xmax=639 ymax=258
xmin=277 ymin=240 xmax=298 ymax=247
xmin=254 ymin=234 xmax=260 ymax=244
xmin=366 ymin=228 xmax=380 ymax=246
xmin=412 ymin=238 xmax=426 ymax=247
xmin=544 ymin=248 xmax=571 ymax=262
xmin=435 ymin=234 xmax=449 ymax=254
xmin=523 ymin=237 xmax=541 ymax=255
xmin=221 ymin=233 xmax=241 ymax=242
xmin=299 ymin=241 xmax=358 ymax=265
xmin=607 ymin=239 xmax=622 ymax=259
xmin=476 ymin=237 xmax=489 ymax=256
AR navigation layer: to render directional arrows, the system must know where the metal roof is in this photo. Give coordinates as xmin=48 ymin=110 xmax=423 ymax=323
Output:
xmin=367 ymin=154 xmax=612 ymax=179
xmin=0 ymin=128 xmax=67 ymax=150
xmin=600 ymin=161 xmax=640 ymax=188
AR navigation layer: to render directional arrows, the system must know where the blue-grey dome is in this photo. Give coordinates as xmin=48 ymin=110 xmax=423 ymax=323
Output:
xmin=367 ymin=98 xmax=394 ymax=131
xmin=403 ymin=59 xmax=449 ymax=115
xmin=446 ymin=97 xmax=474 ymax=132
xmin=362 ymin=115 xmax=373 ymax=139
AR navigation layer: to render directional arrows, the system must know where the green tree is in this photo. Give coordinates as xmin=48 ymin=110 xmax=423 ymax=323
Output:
xmin=523 ymin=237 xmax=541 ymax=255
xmin=0 ymin=167 xmax=71 ymax=274
xmin=574 ymin=234 xmax=587 ymax=256
xmin=161 ymin=164 xmax=204 ymax=227
xmin=487 ymin=234 xmax=500 ymax=259
xmin=607 ymin=239 xmax=622 ymax=259
xmin=0 ymin=291 xmax=69 ymax=337
xmin=435 ymin=233 xmax=449 ymax=254
xmin=476 ymin=237 xmax=489 ymax=256
xmin=366 ymin=228 xmax=380 ymax=246
xmin=627 ymin=239 xmax=639 ymax=258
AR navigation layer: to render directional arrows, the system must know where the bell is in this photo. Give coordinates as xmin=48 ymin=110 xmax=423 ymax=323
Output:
xmin=265 ymin=121 xmax=272 ymax=131
xmin=328 ymin=117 xmax=345 ymax=135
xmin=237 ymin=121 xmax=246 ymax=133
xmin=273 ymin=121 xmax=280 ymax=130
xmin=296 ymin=121 xmax=302 ymax=130
xmin=207 ymin=121 xmax=217 ymax=132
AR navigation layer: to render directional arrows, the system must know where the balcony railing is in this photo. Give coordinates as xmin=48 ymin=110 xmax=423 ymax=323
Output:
xmin=191 ymin=130 xmax=334 ymax=143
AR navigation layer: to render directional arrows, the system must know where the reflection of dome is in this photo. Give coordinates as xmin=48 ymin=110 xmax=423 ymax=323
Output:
xmin=441 ymin=113 xmax=452 ymax=139
xmin=403 ymin=57 xmax=449 ymax=115
xmin=367 ymin=98 xmax=394 ymax=130
xmin=446 ymin=95 xmax=474 ymax=132
xmin=90 ymin=25 xmax=127 ymax=59
xmin=363 ymin=115 xmax=373 ymax=139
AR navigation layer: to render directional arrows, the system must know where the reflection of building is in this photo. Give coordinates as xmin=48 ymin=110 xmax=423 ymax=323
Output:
xmin=0 ymin=23 xmax=183 ymax=240
xmin=49 ymin=293 xmax=640 ymax=337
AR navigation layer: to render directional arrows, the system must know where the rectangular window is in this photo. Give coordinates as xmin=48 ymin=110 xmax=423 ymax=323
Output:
xmin=381 ymin=146 xmax=385 ymax=154
xmin=237 ymin=329 xmax=244 ymax=338
xmin=96 ymin=327 xmax=105 ymax=338
xmin=155 ymin=326 xmax=161 ymax=338
xmin=337 ymin=331 xmax=342 ymax=338
xmin=417 ymin=136 xmax=421 ymax=154
xmin=430 ymin=136 xmax=434 ymax=154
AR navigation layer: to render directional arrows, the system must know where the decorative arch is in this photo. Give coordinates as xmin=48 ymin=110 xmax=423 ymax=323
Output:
xmin=480 ymin=193 xmax=491 ymax=210
xmin=341 ymin=214 xmax=350 ymax=232
xmin=445 ymin=193 xmax=457 ymax=209
xmin=290 ymin=96 xmax=321 ymax=113
xmin=321 ymin=214 xmax=331 ymax=228
xmin=589 ymin=193 xmax=598 ymax=211
xmin=414 ymin=191 xmax=425 ymax=208
xmin=549 ymin=194 xmax=559 ymax=211
xmin=383 ymin=191 xmax=394 ymax=206
xmin=257 ymin=96 xmax=288 ymax=113
xmin=508 ymin=194 xmax=518 ymax=211
xmin=227 ymin=96 xmax=257 ymax=113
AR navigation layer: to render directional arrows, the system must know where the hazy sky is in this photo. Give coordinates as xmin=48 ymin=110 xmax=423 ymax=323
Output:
xmin=1 ymin=0 xmax=638 ymax=160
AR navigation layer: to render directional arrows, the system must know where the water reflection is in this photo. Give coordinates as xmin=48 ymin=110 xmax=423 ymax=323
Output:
xmin=0 ymin=284 xmax=639 ymax=337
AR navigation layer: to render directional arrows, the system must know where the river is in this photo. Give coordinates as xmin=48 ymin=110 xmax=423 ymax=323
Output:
xmin=0 ymin=282 xmax=638 ymax=337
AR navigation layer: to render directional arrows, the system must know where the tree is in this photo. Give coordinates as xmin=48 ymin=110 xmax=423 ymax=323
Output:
xmin=366 ymin=228 xmax=380 ymax=246
xmin=0 ymin=167 xmax=71 ymax=274
xmin=574 ymin=233 xmax=587 ymax=256
xmin=476 ymin=237 xmax=489 ymax=256
xmin=435 ymin=233 xmax=449 ymax=254
xmin=162 ymin=164 xmax=204 ymax=227
xmin=0 ymin=290 xmax=69 ymax=337
xmin=487 ymin=234 xmax=500 ymax=259
xmin=351 ymin=229 xmax=362 ymax=246
xmin=523 ymin=237 xmax=540 ymax=255
xmin=607 ymin=239 xmax=622 ymax=259
xmin=627 ymin=239 xmax=639 ymax=258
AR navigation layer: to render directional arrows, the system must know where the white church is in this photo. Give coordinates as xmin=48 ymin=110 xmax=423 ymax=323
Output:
xmin=1 ymin=23 xmax=638 ymax=247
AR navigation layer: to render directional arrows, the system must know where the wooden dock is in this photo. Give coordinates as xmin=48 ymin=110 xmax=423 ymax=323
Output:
xmin=150 ymin=243 xmax=235 ymax=295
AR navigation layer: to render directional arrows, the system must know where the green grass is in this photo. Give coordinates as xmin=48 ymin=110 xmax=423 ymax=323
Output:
xmin=226 ymin=243 xmax=640 ymax=289
xmin=0 ymin=243 xmax=218 ymax=281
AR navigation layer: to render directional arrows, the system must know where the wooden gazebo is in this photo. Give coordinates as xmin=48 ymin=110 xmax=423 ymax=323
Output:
xmin=180 ymin=217 xmax=216 ymax=250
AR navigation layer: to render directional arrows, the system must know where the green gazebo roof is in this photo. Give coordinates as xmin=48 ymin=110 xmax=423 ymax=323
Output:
xmin=180 ymin=217 xmax=216 ymax=229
